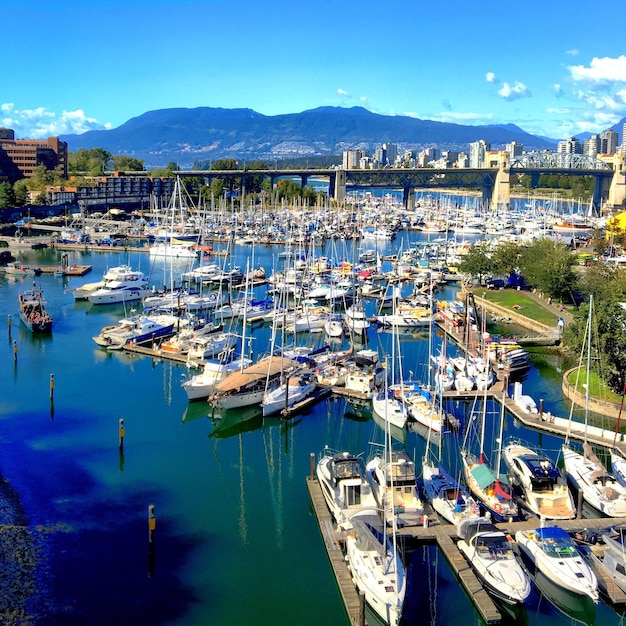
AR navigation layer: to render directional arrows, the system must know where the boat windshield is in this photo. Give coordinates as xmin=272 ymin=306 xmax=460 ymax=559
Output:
xmin=536 ymin=528 xmax=578 ymax=558
xmin=475 ymin=534 xmax=514 ymax=560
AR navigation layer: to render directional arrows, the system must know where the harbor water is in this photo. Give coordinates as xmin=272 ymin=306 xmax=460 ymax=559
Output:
xmin=0 ymin=234 xmax=622 ymax=626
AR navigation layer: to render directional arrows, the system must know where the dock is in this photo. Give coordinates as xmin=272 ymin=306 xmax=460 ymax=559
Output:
xmin=306 ymin=475 xmax=365 ymax=625
xmin=307 ymin=468 xmax=626 ymax=624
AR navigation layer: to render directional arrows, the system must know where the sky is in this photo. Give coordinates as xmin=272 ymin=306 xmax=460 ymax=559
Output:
xmin=3 ymin=0 xmax=626 ymax=143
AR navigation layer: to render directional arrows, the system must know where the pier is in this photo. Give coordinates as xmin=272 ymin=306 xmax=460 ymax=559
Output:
xmin=307 ymin=469 xmax=626 ymax=624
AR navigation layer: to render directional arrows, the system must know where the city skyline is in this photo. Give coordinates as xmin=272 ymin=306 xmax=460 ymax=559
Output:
xmin=3 ymin=0 xmax=626 ymax=143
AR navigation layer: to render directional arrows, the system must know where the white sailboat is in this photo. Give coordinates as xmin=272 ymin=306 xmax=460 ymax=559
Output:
xmin=562 ymin=295 xmax=626 ymax=517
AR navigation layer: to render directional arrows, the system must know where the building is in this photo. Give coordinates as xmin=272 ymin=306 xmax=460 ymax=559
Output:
xmin=621 ymin=123 xmax=626 ymax=154
xmin=584 ymin=135 xmax=600 ymax=157
xmin=600 ymin=129 xmax=619 ymax=155
xmin=0 ymin=128 xmax=68 ymax=183
xmin=505 ymin=141 xmax=523 ymax=158
xmin=469 ymin=140 xmax=490 ymax=168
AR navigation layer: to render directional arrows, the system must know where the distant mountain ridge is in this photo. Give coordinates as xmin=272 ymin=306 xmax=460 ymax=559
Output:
xmin=60 ymin=105 xmax=558 ymax=168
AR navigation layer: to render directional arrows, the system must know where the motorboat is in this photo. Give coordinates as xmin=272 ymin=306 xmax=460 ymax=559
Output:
xmin=18 ymin=287 xmax=52 ymax=332
xmin=149 ymin=241 xmax=199 ymax=258
xmin=343 ymin=302 xmax=370 ymax=334
xmin=515 ymin=525 xmax=598 ymax=602
xmin=315 ymin=449 xmax=377 ymax=530
xmin=503 ymin=441 xmax=575 ymax=520
xmin=366 ymin=449 xmax=423 ymax=527
xmin=86 ymin=267 xmax=148 ymax=305
xmin=345 ymin=508 xmax=406 ymax=626
xmin=562 ymin=443 xmax=626 ymax=517
xmin=457 ymin=518 xmax=531 ymax=607
xmin=92 ymin=313 xmax=177 ymax=350
xmin=574 ymin=527 xmax=626 ymax=599
xmin=71 ymin=264 xmax=142 ymax=301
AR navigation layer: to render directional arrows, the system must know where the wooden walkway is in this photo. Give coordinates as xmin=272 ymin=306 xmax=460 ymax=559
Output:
xmin=306 ymin=476 xmax=365 ymax=626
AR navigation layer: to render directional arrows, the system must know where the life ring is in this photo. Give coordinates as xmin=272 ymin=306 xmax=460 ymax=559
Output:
xmin=494 ymin=503 xmax=502 ymax=514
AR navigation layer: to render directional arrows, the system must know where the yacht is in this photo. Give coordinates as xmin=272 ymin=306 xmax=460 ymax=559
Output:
xmin=503 ymin=441 xmax=575 ymax=520
xmin=316 ymin=449 xmax=378 ymax=530
xmin=515 ymin=525 xmax=598 ymax=602
xmin=344 ymin=302 xmax=370 ymax=334
xmin=92 ymin=313 xmax=177 ymax=350
xmin=87 ymin=267 xmax=149 ymax=305
xmin=457 ymin=518 xmax=531 ymax=607
xmin=71 ymin=264 xmax=141 ymax=301
xmin=182 ymin=355 xmax=252 ymax=401
xmin=260 ymin=374 xmax=317 ymax=417
xmin=366 ymin=449 xmax=422 ymax=527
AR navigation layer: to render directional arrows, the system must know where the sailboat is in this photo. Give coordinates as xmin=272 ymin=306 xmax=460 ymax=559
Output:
xmin=460 ymin=388 xmax=518 ymax=522
xmin=562 ymin=295 xmax=626 ymax=517
xmin=347 ymin=372 xmax=406 ymax=625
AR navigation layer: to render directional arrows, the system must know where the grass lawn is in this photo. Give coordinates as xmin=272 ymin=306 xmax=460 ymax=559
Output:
xmin=567 ymin=367 xmax=623 ymax=404
xmin=474 ymin=289 xmax=559 ymax=326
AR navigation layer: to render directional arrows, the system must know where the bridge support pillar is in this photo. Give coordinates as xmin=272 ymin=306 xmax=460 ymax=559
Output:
xmin=491 ymin=152 xmax=511 ymax=209
xmin=333 ymin=170 xmax=346 ymax=204
xmin=403 ymin=187 xmax=415 ymax=211
xmin=604 ymin=154 xmax=626 ymax=213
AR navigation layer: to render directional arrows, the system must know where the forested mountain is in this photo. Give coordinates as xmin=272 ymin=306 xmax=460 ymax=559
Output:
xmin=61 ymin=106 xmax=557 ymax=167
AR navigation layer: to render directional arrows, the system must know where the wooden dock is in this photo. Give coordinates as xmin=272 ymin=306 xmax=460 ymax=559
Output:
xmin=306 ymin=476 xmax=365 ymax=625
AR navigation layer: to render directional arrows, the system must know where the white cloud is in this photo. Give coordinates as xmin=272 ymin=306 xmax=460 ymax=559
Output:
xmin=337 ymin=88 xmax=350 ymax=97
xmin=359 ymin=96 xmax=367 ymax=103
xmin=498 ymin=81 xmax=531 ymax=100
xmin=0 ymin=103 xmax=111 ymax=138
xmin=568 ymin=55 xmax=626 ymax=84
xmin=553 ymin=83 xmax=562 ymax=96
xmin=565 ymin=49 xmax=579 ymax=56
xmin=485 ymin=72 xmax=497 ymax=83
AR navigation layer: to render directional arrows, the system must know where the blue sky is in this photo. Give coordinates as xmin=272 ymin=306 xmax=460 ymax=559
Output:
xmin=3 ymin=0 xmax=626 ymax=142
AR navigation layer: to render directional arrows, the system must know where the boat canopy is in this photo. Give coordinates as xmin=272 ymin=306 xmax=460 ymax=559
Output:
xmin=213 ymin=356 xmax=298 ymax=393
xmin=535 ymin=526 xmax=570 ymax=541
xmin=470 ymin=464 xmax=509 ymax=490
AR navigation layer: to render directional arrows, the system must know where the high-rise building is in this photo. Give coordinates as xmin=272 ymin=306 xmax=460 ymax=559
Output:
xmin=382 ymin=143 xmax=397 ymax=167
xmin=621 ymin=123 xmax=626 ymax=153
xmin=469 ymin=140 xmax=490 ymax=168
xmin=0 ymin=128 xmax=68 ymax=183
xmin=505 ymin=141 xmax=523 ymax=158
xmin=600 ymin=129 xmax=619 ymax=155
xmin=557 ymin=137 xmax=583 ymax=154
xmin=584 ymin=135 xmax=600 ymax=157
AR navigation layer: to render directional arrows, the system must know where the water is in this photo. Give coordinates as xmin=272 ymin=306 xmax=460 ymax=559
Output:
xmin=0 ymin=237 xmax=622 ymax=626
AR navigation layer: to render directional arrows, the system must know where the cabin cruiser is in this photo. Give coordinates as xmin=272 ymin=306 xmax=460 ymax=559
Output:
xmin=92 ymin=313 xmax=177 ymax=350
xmin=87 ymin=267 xmax=149 ymax=305
xmin=366 ymin=449 xmax=422 ymax=527
xmin=71 ymin=264 xmax=141 ymax=301
xmin=457 ymin=518 xmax=531 ymax=607
xmin=316 ymin=449 xmax=378 ymax=530
xmin=515 ymin=525 xmax=598 ymax=602
xmin=503 ymin=441 xmax=575 ymax=520
xmin=260 ymin=374 xmax=317 ymax=417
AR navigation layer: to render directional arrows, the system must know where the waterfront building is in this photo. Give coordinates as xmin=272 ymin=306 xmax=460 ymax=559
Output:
xmin=0 ymin=127 xmax=68 ymax=183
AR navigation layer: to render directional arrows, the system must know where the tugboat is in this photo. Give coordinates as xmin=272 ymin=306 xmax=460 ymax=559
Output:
xmin=18 ymin=285 xmax=53 ymax=332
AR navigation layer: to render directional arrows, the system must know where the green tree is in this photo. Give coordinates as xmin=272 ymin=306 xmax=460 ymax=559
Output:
xmin=491 ymin=240 xmax=522 ymax=277
xmin=112 ymin=156 xmax=145 ymax=171
xmin=457 ymin=241 xmax=494 ymax=283
xmin=212 ymin=159 xmax=239 ymax=171
xmin=69 ymin=148 xmax=112 ymax=175
xmin=13 ymin=180 xmax=30 ymax=206
xmin=0 ymin=182 xmax=16 ymax=209
xmin=519 ymin=238 xmax=578 ymax=301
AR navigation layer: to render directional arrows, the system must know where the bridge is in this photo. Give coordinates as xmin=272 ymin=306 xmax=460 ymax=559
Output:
xmin=118 ymin=151 xmax=626 ymax=212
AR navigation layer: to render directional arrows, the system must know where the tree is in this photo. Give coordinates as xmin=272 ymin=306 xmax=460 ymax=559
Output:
xmin=519 ymin=238 xmax=578 ymax=301
xmin=69 ymin=148 xmax=112 ymax=175
xmin=212 ymin=159 xmax=239 ymax=171
xmin=457 ymin=241 xmax=494 ymax=283
xmin=13 ymin=180 xmax=30 ymax=206
xmin=491 ymin=240 xmax=522 ymax=277
xmin=112 ymin=156 xmax=145 ymax=171
xmin=0 ymin=182 xmax=16 ymax=209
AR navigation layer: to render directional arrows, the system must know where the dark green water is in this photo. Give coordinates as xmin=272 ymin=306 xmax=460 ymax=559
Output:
xmin=0 ymin=237 xmax=622 ymax=625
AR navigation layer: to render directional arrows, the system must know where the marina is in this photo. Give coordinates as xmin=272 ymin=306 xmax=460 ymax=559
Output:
xmin=1 ymin=224 xmax=626 ymax=626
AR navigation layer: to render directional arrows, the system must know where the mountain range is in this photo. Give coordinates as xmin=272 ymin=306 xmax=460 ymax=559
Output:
xmin=61 ymin=106 xmax=562 ymax=168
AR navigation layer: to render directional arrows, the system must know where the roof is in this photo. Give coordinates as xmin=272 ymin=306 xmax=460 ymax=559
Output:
xmin=214 ymin=356 xmax=299 ymax=393
xmin=536 ymin=526 xmax=570 ymax=541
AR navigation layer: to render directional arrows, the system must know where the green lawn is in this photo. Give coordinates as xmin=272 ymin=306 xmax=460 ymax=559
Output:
xmin=475 ymin=289 xmax=559 ymax=326
xmin=567 ymin=368 xmax=623 ymax=404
